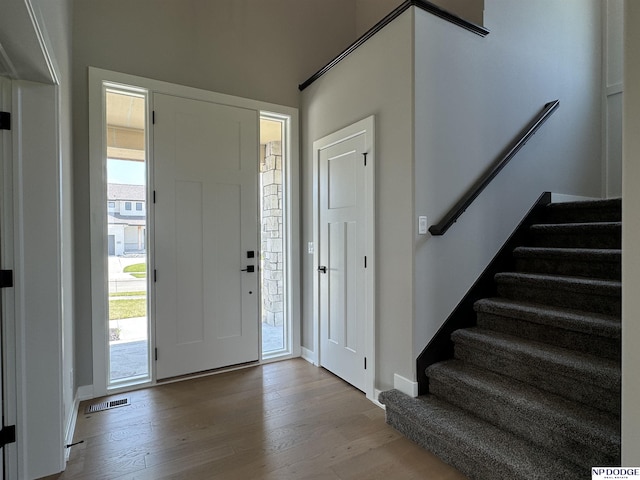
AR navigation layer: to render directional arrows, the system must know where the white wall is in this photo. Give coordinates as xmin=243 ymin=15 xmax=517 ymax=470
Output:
xmin=622 ymin=0 xmax=640 ymax=465
xmin=413 ymin=0 xmax=603 ymax=365
xmin=604 ymin=0 xmax=624 ymax=197
xmin=72 ymin=0 xmax=360 ymax=387
xmin=301 ymin=10 xmax=415 ymax=390
xmin=355 ymin=0 xmax=484 ymax=37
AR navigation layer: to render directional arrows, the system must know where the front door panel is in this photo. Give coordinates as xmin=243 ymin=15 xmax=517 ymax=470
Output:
xmin=154 ymin=93 xmax=259 ymax=379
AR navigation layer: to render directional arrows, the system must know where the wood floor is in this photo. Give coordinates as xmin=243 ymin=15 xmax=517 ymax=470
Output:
xmin=42 ymin=359 xmax=467 ymax=480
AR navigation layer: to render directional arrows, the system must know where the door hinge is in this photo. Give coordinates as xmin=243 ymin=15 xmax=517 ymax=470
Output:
xmin=364 ymin=256 xmax=367 ymax=268
xmin=364 ymin=357 xmax=367 ymax=370
xmin=154 ymin=269 xmax=157 ymax=282
xmin=363 ymin=152 xmax=367 ymax=166
xmin=0 ymin=270 xmax=13 ymax=288
xmin=155 ymin=348 xmax=158 ymax=361
xmin=0 ymin=425 xmax=16 ymax=447
xmin=152 ymin=110 xmax=155 ymax=124
xmin=153 ymin=190 xmax=156 ymax=203
xmin=0 ymin=112 xmax=10 ymax=130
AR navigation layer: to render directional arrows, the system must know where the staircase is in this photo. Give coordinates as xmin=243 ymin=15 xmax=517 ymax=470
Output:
xmin=379 ymin=198 xmax=621 ymax=480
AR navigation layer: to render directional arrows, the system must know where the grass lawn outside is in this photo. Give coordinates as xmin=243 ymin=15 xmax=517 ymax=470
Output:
xmin=109 ymin=290 xmax=146 ymax=297
xmin=110 ymin=298 xmax=146 ymax=320
xmin=124 ymin=263 xmax=147 ymax=279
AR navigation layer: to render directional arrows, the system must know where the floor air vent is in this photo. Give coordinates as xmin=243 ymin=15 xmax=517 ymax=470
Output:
xmin=85 ymin=398 xmax=130 ymax=414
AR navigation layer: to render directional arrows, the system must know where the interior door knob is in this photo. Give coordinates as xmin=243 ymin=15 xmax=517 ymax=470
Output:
xmin=318 ymin=266 xmax=327 ymax=274
xmin=241 ymin=265 xmax=255 ymax=273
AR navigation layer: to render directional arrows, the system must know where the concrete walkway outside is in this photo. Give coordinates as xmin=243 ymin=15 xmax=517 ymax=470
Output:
xmin=109 ymin=319 xmax=285 ymax=381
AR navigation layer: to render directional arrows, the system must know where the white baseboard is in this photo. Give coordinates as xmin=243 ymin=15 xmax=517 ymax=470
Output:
xmin=394 ymin=373 xmax=418 ymax=398
xmin=77 ymin=384 xmax=95 ymax=401
xmin=64 ymin=395 xmax=80 ymax=462
xmin=301 ymin=347 xmax=317 ymax=366
xmin=551 ymin=193 xmax=599 ymax=203
xmin=372 ymin=388 xmax=386 ymax=409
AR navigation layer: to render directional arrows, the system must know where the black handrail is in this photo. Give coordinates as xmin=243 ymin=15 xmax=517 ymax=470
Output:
xmin=299 ymin=0 xmax=489 ymax=91
xmin=429 ymin=100 xmax=560 ymax=236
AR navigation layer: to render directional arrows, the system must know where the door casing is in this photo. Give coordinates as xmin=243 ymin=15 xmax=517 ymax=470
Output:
xmin=89 ymin=68 xmax=300 ymax=397
xmin=312 ymin=115 xmax=376 ymax=402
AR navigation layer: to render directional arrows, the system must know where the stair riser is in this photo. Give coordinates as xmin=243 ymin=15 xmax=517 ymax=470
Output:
xmin=476 ymin=312 xmax=620 ymax=361
xmin=454 ymin=344 xmax=620 ymax=415
xmin=528 ymin=231 xmax=621 ymax=249
xmin=496 ymin=283 xmax=621 ymax=316
xmin=428 ymin=377 xmax=620 ymax=467
xmin=543 ymin=208 xmax=621 ymax=224
xmin=514 ymin=257 xmax=621 ymax=280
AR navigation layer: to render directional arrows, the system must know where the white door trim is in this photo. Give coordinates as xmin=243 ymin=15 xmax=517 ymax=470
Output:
xmin=88 ymin=68 xmax=300 ymax=396
xmin=312 ymin=116 xmax=375 ymax=402
xmin=0 ymin=75 xmax=18 ymax=480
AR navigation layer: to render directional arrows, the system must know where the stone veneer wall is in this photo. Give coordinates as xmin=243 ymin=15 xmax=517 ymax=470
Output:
xmin=261 ymin=141 xmax=284 ymax=326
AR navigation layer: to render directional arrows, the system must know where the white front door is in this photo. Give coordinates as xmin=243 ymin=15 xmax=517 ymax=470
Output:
xmin=315 ymin=117 xmax=375 ymax=394
xmin=154 ymin=93 xmax=259 ymax=379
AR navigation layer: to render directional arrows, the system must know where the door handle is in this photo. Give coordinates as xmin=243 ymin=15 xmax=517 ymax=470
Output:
xmin=318 ymin=266 xmax=327 ymax=274
xmin=241 ymin=265 xmax=255 ymax=273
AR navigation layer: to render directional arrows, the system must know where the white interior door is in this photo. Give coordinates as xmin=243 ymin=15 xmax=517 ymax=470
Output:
xmin=316 ymin=118 xmax=374 ymax=394
xmin=154 ymin=93 xmax=259 ymax=379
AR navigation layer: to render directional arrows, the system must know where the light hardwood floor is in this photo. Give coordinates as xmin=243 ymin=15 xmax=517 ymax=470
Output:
xmin=42 ymin=359 xmax=467 ymax=480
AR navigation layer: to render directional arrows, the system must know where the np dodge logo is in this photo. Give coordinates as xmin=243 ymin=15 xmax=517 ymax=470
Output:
xmin=592 ymin=467 xmax=640 ymax=479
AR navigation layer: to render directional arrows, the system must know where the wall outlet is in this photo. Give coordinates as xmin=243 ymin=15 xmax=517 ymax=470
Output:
xmin=418 ymin=216 xmax=428 ymax=235
xmin=308 ymin=241 xmax=314 ymax=254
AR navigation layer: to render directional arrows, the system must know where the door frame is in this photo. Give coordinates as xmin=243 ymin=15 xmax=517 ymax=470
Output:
xmin=88 ymin=68 xmax=300 ymax=397
xmin=0 ymin=76 xmax=18 ymax=480
xmin=312 ymin=116 xmax=375 ymax=402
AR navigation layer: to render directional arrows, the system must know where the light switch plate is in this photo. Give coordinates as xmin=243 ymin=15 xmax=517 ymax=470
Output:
xmin=308 ymin=241 xmax=314 ymax=254
xmin=418 ymin=216 xmax=428 ymax=235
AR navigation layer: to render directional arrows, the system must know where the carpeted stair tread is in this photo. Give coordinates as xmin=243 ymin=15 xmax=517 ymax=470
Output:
xmin=378 ymin=389 xmax=584 ymax=480
xmin=451 ymin=327 xmax=620 ymax=392
xmin=530 ymin=221 xmax=621 ymax=232
xmin=495 ymin=272 xmax=621 ymax=315
xmin=495 ymin=272 xmax=621 ymax=293
xmin=474 ymin=298 xmax=620 ymax=339
xmin=513 ymin=246 xmax=621 ymax=280
xmin=426 ymin=360 xmax=620 ymax=465
xmin=513 ymin=246 xmax=621 ymax=262
xmin=528 ymin=222 xmax=621 ymax=249
xmin=544 ymin=198 xmax=621 ymax=223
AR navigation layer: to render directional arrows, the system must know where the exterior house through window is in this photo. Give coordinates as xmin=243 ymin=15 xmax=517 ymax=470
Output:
xmin=107 ymin=183 xmax=146 ymax=256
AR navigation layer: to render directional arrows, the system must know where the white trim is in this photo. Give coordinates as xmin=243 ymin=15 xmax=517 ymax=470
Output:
xmin=606 ymin=83 xmax=623 ymax=96
xmin=550 ymin=193 xmax=599 ymax=203
xmin=64 ymin=394 xmax=79 ymax=462
xmin=373 ymin=389 xmax=386 ymax=409
xmin=393 ymin=373 xmax=419 ymax=398
xmin=23 ymin=0 xmax=59 ymax=85
xmin=13 ymin=79 xmax=65 ymax=479
xmin=0 ymin=75 xmax=19 ymax=480
xmin=89 ymin=67 xmax=300 ymax=396
xmin=76 ymin=384 xmax=95 ymax=401
xmin=301 ymin=347 xmax=317 ymax=366
xmin=312 ymin=115 xmax=376 ymax=403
